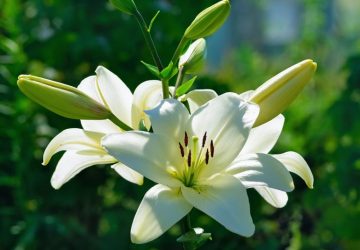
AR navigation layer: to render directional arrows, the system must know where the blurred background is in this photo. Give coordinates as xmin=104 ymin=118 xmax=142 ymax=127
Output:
xmin=1 ymin=0 xmax=360 ymax=249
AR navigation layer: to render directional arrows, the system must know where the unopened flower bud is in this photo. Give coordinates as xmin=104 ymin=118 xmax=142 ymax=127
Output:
xmin=17 ymin=75 xmax=111 ymax=120
xmin=184 ymin=0 xmax=230 ymax=39
xmin=249 ymin=59 xmax=317 ymax=126
xmin=179 ymin=38 xmax=206 ymax=74
xmin=110 ymin=0 xmax=136 ymax=15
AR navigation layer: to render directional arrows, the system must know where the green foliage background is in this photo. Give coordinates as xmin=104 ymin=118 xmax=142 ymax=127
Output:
xmin=1 ymin=0 xmax=359 ymax=249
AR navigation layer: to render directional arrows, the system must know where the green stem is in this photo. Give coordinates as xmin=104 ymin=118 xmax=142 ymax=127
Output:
xmin=173 ymin=66 xmax=185 ymax=97
xmin=133 ymin=8 xmax=169 ymax=99
xmin=109 ymin=114 xmax=132 ymax=131
xmin=181 ymin=214 xmax=192 ymax=250
xmin=171 ymin=36 xmax=189 ymax=64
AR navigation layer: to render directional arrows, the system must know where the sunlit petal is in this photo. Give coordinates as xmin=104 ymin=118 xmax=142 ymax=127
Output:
xmin=42 ymin=128 xmax=105 ymax=165
xmin=51 ymin=150 xmax=115 ymax=189
xmin=272 ymin=151 xmax=314 ymax=188
xmin=255 ymin=187 xmax=288 ymax=208
xmin=131 ymin=80 xmax=162 ymax=129
xmin=240 ymin=114 xmax=284 ymax=154
xmin=226 ymin=153 xmax=294 ymax=192
xmin=131 ymin=184 xmax=192 ymax=244
xmin=102 ymin=131 xmax=182 ymax=187
xmin=95 ymin=66 xmax=133 ymax=127
xmin=190 ymin=93 xmax=259 ymax=175
xmin=181 ymin=174 xmax=255 ymax=237
xmin=182 ymin=89 xmax=218 ymax=113
xmin=146 ymin=99 xmax=190 ymax=139
xmin=111 ymin=162 xmax=144 ymax=185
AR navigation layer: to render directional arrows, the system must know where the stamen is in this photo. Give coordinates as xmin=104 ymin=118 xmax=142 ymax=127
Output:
xmin=210 ymin=140 xmax=214 ymax=157
xmin=202 ymin=132 xmax=207 ymax=147
xmin=205 ymin=149 xmax=209 ymax=164
xmin=187 ymin=150 xmax=192 ymax=167
xmin=184 ymin=132 xmax=188 ymax=147
xmin=179 ymin=143 xmax=184 ymax=157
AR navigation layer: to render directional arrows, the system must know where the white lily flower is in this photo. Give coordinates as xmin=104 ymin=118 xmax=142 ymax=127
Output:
xmin=43 ymin=66 xmax=164 ymax=189
xmin=102 ymin=93 xmax=295 ymax=243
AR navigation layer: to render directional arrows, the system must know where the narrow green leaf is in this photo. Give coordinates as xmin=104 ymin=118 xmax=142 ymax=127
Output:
xmin=141 ymin=61 xmax=160 ymax=77
xmin=147 ymin=10 xmax=160 ymax=32
xmin=176 ymin=76 xmax=197 ymax=97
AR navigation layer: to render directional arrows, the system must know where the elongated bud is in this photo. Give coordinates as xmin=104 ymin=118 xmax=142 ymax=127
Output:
xmin=179 ymin=38 xmax=207 ymax=74
xmin=17 ymin=75 xmax=111 ymax=120
xmin=110 ymin=0 xmax=136 ymax=15
xmin=249 ymin=59 xmax=317 ymax=126
xmin=184 ymin=0 xmax=230 ymax=39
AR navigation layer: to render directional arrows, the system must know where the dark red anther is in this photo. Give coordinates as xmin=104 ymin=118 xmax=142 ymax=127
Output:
xmin=202 ymin=132 xmax=207 ymax=148
xmin=184 ymin=132 xmax=188 ymax=147
xmin=187 ymin=150 xmax=192 ymax=167
xmin=210 ymin=140 xmax=214 ymax=157
xmin=179 ymin=143 xmax=184 ymax=157
xmin=205 ymin=149 xmax=209 ymax=164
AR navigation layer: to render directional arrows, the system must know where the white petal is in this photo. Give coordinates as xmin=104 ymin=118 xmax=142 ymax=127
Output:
xmin=182 ymin=89 xmax=218 ymax=113
xmin=95 ymin=66 xmax=133 ymax=127
xmin=78 ymin=74 xmax=122 ymax=134
xmin=131 ymin=184 xmax=192 ymax=244
xmin=146 ymin=99 xmax=190 ymax=139
xmin=255 ymin=187 xmax=288 ymax=208
xmin=189 ymin=93 xmax=259 ymax=175
xmin=131 ymin=80 xmax=162 ymax=129
xmin=238 ymin=90 xmax=254 ymax=100
xmin=272 ymin=151 xmax=314 ymax=188
xmin=181 ymin=174 xmax=255 ymax=237
xmin=102 ymin=132 xmax=182 ymax=187
xmin=111 ymin=162 xmax=144 ymax=185
xmin=42 ymin=128 xmax=105 ymax=165
xmin=226 ymin=153 xmax=294 ymax=192
xmin=51 ymin=150 xmax=115 ymax=189
xmin=240 ymin=114 xmax=285 ymax=154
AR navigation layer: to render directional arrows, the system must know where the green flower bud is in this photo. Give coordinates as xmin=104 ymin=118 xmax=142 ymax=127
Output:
xmin=184 ymin=0 xmax=231 ymax=39
xmin=110 ymin=0 xmax=136 ymax=15
xmin=179 ymin=38 xmax=206 ymax=74
xmin=249 ymin=59 xmax=317 ymax=126
xmin=17 ymin=75 xmax=111 ymax=120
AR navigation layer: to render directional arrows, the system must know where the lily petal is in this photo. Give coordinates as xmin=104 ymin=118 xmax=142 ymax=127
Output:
xmin=131 ymin=80 xmax=162 ymax=129
xmin=42 ymin=128 xmax=105 ymax=165
xmin=238 ymin=90 xmax=254 ymax=100
xmin=226 ymin=153 xmax=294 ymax=192
xmin=95 ymin=66 xmax=133 ymax=127
xmin=131 ymin=184 xmax=192 ymax=244
xmin=78 ymin=74 xmax=122 ymax=134
xmin=146 ymin=99 xmax=190 ymax=139
xmin=181 ymin=174 xmax=255 ymax=237
xmin=255 ymin=187 xmax=288 ymax=208
xmin=111 ymin=162 xmax=144 ymax=185
xmin=51 ymin=150 xmax=115 ymax=189
xmin=182 ymin=89 xmax=218 ymax=113
xmin=102 ymin=131 xmax=182 ymax=187
xmin=272 ymin=151 xmax=314 ymax=188
xmin=189 ymin=93 xmax=259 ymax=175
xmin=240 ymin=114 xmax=285 ymax=154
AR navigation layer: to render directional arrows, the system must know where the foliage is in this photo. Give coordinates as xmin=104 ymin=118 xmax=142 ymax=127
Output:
xmin=1 ymin=0 xmax=359 ymax=249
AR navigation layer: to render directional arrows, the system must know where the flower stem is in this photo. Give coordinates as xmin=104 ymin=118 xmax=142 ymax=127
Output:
xmin=180 ymin=213 xmax=192 ymax=250
xmin=109 ymin=114 xmax=132 ymax=131
xmin=173 ymin=66 xmax=185 ymax=97
xmin=133 ymin=8 xmax=169 ymax=99
xmin=171 ymin=36 xmax=189 ymax=64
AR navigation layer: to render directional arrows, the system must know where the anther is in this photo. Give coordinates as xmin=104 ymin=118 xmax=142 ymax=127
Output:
xmin=179 ymin=143 xmax=184 ymax=157
xmin=210 ymin=140 xmax=214 ymax=157
xmin=202 ymin=132 xmax=207 ymax=147
xmin=205 ymin=149 xmax=209 ymax=164
xmin=184 ymin=132 xmax=188 ymax=147
xmin=187 ymin=150 xmax=192 ymax=167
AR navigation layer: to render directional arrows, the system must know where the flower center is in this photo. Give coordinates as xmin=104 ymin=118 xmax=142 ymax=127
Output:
xmin=177 ymin=131 xmax=215 ymax=187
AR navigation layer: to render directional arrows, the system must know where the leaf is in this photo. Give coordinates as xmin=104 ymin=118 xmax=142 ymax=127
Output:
xmin=160 ymin=61 xmax=178 ymax=80
xmin=141 ymin=61 xmax=160 ymax=77
xmin=176 ymin=76 xmax=197 ymax=97
xmin=147 ymin=10 xmax=160 ymax=32
xmin=177 ymin=227 xmax=212 ymax=250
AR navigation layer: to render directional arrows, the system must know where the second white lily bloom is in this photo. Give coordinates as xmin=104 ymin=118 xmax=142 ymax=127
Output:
xmin=102 ymin=93 xmax=296 ymax=244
